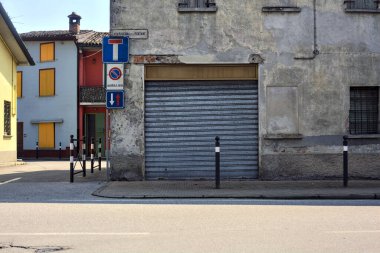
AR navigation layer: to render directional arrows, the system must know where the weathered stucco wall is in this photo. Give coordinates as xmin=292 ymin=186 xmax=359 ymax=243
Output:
xmin=110 ymin=0 xmax=380 ymax=180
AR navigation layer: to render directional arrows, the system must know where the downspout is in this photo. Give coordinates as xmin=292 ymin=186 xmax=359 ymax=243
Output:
xmin=76 ymin=43 xmax=80 ymax=142
xmin=294 ymin=0 xmax=319 ymax=60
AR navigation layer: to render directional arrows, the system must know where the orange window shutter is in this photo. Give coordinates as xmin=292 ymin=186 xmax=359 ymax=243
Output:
xmin=40 ymin=70 xmax=47 ymax=96
xmin=40 ymin=69 xmax=55 ymax=96
xmin=17 ymin=72 xmax=22 ymax=98
xmin=47 ymin=69 xmax=55 ymax=95
xmin=41 ymin=43 xmax=54 ymax=62
xmin=39 ymin=123 xmax=54 ymax=148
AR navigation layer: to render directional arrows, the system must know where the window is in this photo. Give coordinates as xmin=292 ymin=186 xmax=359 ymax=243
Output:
xmin=178 ymin=0 xmax=217 ymax=12
xmin=344 ymin=0 xmax=379 ymax=10
xmin=39 ymin=68 xmax=55 ymax=96
xmin=38 ymin=123 xmax=55 ymax=148
xmin=349 ymin=87 xmax=379 ymax=134
xmin=40 ymin=42 xmax=55 ymax=62
xmin=17 ymin=71 xmax=22 ymax=98
xmin=4 ymin=101 xmax=11 ymax=136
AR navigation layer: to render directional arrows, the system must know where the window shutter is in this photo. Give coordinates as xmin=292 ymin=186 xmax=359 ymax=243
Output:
xmin=40 ymin=43 xmax=55 ymax=62
xmin=39 ymin=69 xmax=55 ymax=96
xmin=17 ymin=72 xmax=22 ymax=98
xmin=39 ymin=123 xmax=55 ymax=148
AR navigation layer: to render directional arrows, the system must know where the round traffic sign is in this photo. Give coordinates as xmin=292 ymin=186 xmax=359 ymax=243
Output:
xmin=109 ymin=67 xmax=122 ymax=80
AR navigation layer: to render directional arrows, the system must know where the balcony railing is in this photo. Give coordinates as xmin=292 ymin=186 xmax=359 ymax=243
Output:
xmin=80 ymin=87 xmax=106 ymax=104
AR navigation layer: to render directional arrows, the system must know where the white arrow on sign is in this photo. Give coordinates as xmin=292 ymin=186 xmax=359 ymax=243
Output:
xmin=110 ymin=93 xmax=115 ymax=105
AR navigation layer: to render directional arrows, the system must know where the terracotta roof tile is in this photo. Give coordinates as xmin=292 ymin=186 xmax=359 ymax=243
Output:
xmin=77 ymin=32 xmax=109 ymax=47
xmin=21 ymin=30 xmax=93 ymax=41
xmin=20 ymin=30 xmax=108 ymax=47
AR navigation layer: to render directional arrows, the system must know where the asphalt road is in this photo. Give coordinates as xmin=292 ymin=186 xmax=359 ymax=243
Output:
xmin=0 ymin=199 xmax=380 ymax=253
xmin=1 ymin=161 xmax=380 ymax=252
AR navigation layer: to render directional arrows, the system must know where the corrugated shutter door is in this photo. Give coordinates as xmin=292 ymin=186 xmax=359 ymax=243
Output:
xmin=145 ymin=81 xmax=258 ymax=180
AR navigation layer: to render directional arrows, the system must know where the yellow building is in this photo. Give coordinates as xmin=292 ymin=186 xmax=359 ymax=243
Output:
xmin=0 ymin=3 xmax=34 ymax=165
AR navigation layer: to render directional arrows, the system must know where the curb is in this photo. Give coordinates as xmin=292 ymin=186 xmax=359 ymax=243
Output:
xmin=92 ymin=189 xmax=380 ymax=200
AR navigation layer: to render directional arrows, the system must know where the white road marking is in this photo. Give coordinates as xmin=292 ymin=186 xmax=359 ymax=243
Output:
xmin=327 ymin=230 xmax=380 ymax=234
xmin=0 ymin=232 xmax=149 ymax=236
xmin=0 ymin=177 xmax=21 ymax=185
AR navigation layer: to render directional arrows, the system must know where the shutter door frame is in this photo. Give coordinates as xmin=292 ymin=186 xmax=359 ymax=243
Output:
xmin=145 ymin=80 xmax=259 ymax=180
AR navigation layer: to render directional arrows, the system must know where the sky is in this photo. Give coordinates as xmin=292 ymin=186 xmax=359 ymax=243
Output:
xmin=1 ymin=0 xmax=110 ymax=33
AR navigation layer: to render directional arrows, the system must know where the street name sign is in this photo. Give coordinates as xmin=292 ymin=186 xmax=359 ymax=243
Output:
xmin=110 ymin=29 xmax=148 ymax=39
xmin=106 ymin=63 xmax=124 ymax=90
xmin=102 ymin=36 xmax=129 ymax=63
xmin=106 ymin=90 xmax=125 ymax=109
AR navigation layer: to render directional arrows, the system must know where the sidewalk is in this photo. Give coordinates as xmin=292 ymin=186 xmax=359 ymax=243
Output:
xmin=92 ymin=180 xmax=380 ymax=199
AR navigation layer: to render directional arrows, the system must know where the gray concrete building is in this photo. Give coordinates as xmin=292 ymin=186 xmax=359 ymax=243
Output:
xmin=108 ymin=0 xmax=380 ymax=180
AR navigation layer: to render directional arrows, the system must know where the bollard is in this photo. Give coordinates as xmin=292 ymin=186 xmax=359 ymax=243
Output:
xmin=70 ymin=135 xmax=74 ymax=183
xmin=59 ymin=142 xmax=62 ymax=160
xmin=91 ymin=137 xmax=95 ymax=173
xmin=215 ymin=136 xmax=220 ymax=189
xmin=82 ymin=136 xmax=86 ymax=177
xmin=98 ymin=138 xmax=102 ymax=171
xmin=36 ymin=141 xmax=39 ymax=159
xmin=343 ymin=135 xmax=348 ymax=187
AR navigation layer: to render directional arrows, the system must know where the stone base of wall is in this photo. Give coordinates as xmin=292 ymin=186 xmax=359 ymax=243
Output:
xmin=20 ymin=149 xmax=70 ymax=159
xmin=261 ymin=153 xmax=380 ymax=180
xmin=110 ymin=155 xmax=144 ymax=181
xmin=0 ymin=151 xmax=17 ymax=164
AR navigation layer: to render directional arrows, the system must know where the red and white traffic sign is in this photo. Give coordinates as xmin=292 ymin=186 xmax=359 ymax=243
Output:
xmin=106 ymin=63 xmax=124 ymax=90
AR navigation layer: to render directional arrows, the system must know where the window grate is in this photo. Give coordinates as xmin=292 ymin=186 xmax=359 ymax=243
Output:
xmin=4 ymin=101 xmax=11 ymax=136
xmin=349 ymin=87 xmax=379 ymax=134
xmin=345 ymin=0 xmax=379 ymax=10
xmin=178 ymin=0 xmax=216 ymax=9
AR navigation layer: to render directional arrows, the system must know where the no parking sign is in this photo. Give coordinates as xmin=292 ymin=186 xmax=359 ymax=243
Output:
xmin=106 ymin=63 xmax=124 ymax=90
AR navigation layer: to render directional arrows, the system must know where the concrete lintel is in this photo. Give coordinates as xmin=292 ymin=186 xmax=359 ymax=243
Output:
xmin=262 ymin=6 xmax=302 ymax=13
xmin=132 ymin=55 xmax=183 ymax=64
xmin=264 ymin=134 xmax=303 ymax=140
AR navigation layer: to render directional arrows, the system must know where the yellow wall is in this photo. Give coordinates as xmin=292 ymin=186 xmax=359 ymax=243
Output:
xmin=0 ymin=35 xmax=18 ymax=163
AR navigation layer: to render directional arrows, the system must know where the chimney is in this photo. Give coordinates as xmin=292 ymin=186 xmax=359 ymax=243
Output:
xmin=68 ymin=12 xmax=81 ymax=34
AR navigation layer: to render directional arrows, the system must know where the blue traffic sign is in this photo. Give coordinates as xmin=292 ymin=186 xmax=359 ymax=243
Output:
xmin=102 ymin=36 xmax=129 ymax=63
xmin=109 ymin=67 xmax=122 ymax=80
xmin=106 ymin=91 xmax=124 ymax=109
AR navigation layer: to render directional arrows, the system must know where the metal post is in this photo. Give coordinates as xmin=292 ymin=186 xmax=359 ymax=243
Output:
xmin=98 ymin=138 xmax=102 ymax=171
xmin=215 ymin=136 xmax=220 ymax=189
xmin=70 ymin=135 xmax=74 ymax=183
xmin=36 ymin=141 xmax=39 ymax=159
xmin=91 ymin=137 xmax=94 ymax=173
xmin=82 ymin=136 xmax=86 ymax=177
xmin=59 ymin=142 xmax=62 ymax=160
xmin=343 ymin=135 xmax=348 ymax=187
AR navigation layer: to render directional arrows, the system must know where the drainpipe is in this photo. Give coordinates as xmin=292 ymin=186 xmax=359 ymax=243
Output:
xmin=76 ymin=44 xmax=80 ymax=143
xmin=294 ymin=0 xmax=319 ymax=60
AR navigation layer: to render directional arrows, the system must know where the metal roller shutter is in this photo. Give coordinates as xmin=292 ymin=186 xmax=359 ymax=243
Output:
xmin=145 ymin=81 xmax=258 ymax=180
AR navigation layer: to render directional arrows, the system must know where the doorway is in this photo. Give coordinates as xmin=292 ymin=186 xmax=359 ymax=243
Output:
xmin=85 ymin=113 xmax=105 ymax=157
xmin=17 ymin=122 xmax=23 ymax=158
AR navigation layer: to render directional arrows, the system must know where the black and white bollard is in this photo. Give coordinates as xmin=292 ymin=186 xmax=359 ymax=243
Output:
xmin=36 ymin=141 xmax=39 ymax=159
xmin=82 ymin=136 xmax=86 ymax=177
xmin=98 ymin=138 xmax=102 ymax=171
xmin=91 ymin=137 xmax=95 ymax=173
xmin=343 ymin=135 xmax=348 ymax=187
xmin=70 ymin=135 xmax=74 ymax=183
xmin=59 ymin=142 xmax=62 ymax=160
xmin=215 ymin=136 xmax=220 ymax=189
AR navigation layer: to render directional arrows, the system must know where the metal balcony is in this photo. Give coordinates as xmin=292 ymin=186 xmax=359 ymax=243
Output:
xmin=79 ymin=87 xmax=106 ymax=104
